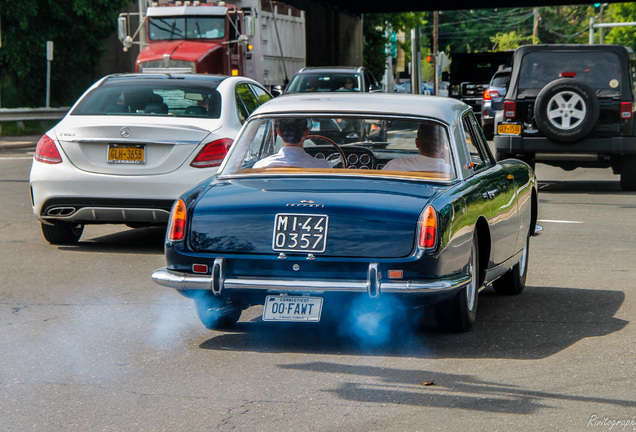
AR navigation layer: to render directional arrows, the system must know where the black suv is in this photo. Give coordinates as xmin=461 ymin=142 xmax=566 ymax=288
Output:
xmin=494 ymin=44 xmax=636 ymax=190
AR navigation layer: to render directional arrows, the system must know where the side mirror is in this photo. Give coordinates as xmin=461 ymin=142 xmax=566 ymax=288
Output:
xmin=244 ymin=15 xmax=255 ymax=38
xmin=270 ymin=86 xmax=284 ymax=97
xmin=118 ymin=16 xmax=128 ymax=42
xmin=369 ymin=84 xmax=383 ymax=93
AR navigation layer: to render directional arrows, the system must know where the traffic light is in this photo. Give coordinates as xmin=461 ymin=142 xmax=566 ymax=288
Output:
xmin=426 ymin=54 xmax=433 ymax=63
xmin=594 ymin=3 xmax=601 ymax=14
xmin=390 ymin=32 xmax=397 ymax=57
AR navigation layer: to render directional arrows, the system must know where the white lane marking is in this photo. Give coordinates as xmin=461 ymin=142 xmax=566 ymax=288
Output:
xmin=538 ymin=219 xmax=583 ymax=224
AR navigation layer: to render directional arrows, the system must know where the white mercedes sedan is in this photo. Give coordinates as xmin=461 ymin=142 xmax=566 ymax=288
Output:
xmin=29 ymin=73 xmax=272 ymax=244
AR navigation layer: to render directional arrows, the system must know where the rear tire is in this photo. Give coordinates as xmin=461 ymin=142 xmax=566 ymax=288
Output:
xmin=493 ymin=235 xmax=529 ymax=295
xmin=41 ymin=221 xmax=84 ymax=245
xmin=435 ymin=233 xmax=479 ymax=332
xmin=620 ymin=155 xmax=636 ymax=191
xmin=195 ymin=295 xmax=242 ymax=330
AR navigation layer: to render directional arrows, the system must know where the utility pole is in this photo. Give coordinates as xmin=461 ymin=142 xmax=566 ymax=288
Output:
xmin=533 ymin=8 xmax=540 ymax=44
xmin=433 ymin=11 xmax=438 ymax=96
xmin=410 ymin=26 xmax=421 ymax=95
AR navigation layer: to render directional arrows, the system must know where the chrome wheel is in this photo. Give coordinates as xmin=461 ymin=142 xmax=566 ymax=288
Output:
xmin=546 ymin=91 xmax=586 ymax=130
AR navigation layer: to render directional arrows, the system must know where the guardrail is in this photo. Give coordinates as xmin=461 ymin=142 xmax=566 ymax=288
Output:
xmin=0 ymin=107 xmax=69 ymax=134
xmin=0 ymin=107 xmax=69 ymax=123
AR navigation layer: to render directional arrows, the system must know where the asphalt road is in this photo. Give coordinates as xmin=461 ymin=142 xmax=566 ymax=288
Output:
xmin=1 ymin=147 xmax=634 ymax=431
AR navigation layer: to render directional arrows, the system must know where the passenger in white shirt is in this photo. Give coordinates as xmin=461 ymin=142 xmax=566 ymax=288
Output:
xmin=382 ymin=122 xmax=452 ymax=173
xmin=253 ymin=118 xmax=331 ymax=169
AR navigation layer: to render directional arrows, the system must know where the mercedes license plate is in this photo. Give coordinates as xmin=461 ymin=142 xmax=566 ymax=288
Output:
xmin=272 ymin=213 xmax=328 ymax=253
xmin=263 ymin=295 xmax=323 ymax=321
xmin=108 ymin=144 xmax=145 ymax=164
xmin=497 ymin=123 xmax=522 ymax=136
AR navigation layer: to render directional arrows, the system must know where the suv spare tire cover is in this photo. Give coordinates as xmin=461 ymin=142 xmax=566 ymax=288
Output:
xmin=534 ymin=78 xmax=600 ymax=143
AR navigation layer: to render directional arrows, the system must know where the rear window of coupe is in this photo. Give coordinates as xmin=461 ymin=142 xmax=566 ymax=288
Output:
xmin=220 ymin=116 xmax=456 ymax=181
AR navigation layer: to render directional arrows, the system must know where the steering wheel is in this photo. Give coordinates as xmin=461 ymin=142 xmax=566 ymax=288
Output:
xmin=306 ymin=135 xmax=347 ymax=168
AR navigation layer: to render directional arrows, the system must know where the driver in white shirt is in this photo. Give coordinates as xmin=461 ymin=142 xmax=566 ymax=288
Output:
xmin=253 ymin=118 xmax=331 ymax=169
xmin=382 ymin=122 xmax=452 ymax=173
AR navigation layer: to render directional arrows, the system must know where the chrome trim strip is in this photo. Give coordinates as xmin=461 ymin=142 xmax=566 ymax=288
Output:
xmin=151 ymin=268 xmax=471 ymax=295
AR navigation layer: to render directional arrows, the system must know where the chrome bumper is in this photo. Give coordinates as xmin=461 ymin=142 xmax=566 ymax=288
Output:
xmin=151 ymin=263 xmax=471 ymax=298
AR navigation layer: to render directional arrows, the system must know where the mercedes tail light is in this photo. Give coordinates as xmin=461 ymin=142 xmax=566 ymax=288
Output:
xmin=620 ymin=102 xmax=633 ymax=119
xmin=167 ymin=199 xmax=187 ymax=242
xmin=504 ymin=101 xmax=517 ymax=119
xmin=34 ymin=135 xmax=62 ymax=164
xmin=418 ymin=206 xmax=437 ymax=250
xmin=190 ymin=138 xmax=233 ymax=168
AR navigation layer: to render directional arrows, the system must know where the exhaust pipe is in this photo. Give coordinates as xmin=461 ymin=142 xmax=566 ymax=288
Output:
xmin=46 ymin=207 xmax=77 ymax=216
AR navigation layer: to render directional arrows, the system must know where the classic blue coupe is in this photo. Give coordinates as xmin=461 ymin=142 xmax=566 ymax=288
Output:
xmin=152 ymin=93 xmax=542 ymax=332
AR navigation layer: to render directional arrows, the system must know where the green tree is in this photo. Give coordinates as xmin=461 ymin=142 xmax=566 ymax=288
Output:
xmin=604 ymin=3 xmax=636 ymax=51
xmin=0 ymin=0 xmax=130 ymax=108
xmin=363 ymin=12 xmax=428 ymax=83
xmin=490 ymin=31 xmax=533 ymax=51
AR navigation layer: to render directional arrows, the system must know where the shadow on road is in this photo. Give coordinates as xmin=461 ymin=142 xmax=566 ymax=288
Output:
xmin=538 ymin=179 xmax=623 ymax=193
xmin=58 ymin=226 xmax=166 ymax=254
xmin=198 ymin=285 xmax=627 ymax=360
xmin=274 ymin=360 xmax=634 ymax=413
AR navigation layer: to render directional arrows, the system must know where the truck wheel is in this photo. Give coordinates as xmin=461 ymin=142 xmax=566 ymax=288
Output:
xmin=493 ymin=234 xmax=529 ymax=295
xmin=534 ymin=79 xmax=599 ymax=143
xmin=41 ymin=221 xmax=84 ymax=245
xmin=620 ymin=155 xmax=636 ymax=191
xmin=435 ymin=233 xmax=479 ymax=332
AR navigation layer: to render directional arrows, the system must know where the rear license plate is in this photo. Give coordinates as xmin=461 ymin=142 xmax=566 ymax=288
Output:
xmin=497 ymin=124 xmax=522 ymax=135
xmin=108 ymin=144 xmax=145 ymax=164
xmin=263 ymin=295 xmax=323 ymax=321
xmin=272 ymin=213 xmax=328 ymax=253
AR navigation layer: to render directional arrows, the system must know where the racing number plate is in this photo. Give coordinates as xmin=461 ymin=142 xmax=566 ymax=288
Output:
xmin=263 ymin=295 xmax=323 ymax=321
xmin=497 ymin=123 xmax=522 ymax=135
xmin=107 ymin=144 xmax=145 ymax=164
xmin=272 ymin=213 xmax=328 ymax=253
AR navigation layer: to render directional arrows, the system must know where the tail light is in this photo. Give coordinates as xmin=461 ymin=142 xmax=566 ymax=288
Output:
xmin=190 ymin=138 xmax=233 ymax=168
xmin=167 ymin=198 xmax=187 ymax=242
xmin=620 ymin=102 xmax=633 ymax=119
xmin=483 ymin=90 xmax=499 ymax=101
xmin=34 ymin=135 xmax=62 ymax=164
xmin=504 ymin=101 xmax=517 ymax=119
xmin=418 ymin=206 xmax=437 ymax=250
xmin=560 ymin=72 xmax=576 ymax=78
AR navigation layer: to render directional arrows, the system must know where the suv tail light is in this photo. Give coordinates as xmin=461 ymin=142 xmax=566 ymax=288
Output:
xmin=190 ymin=138 xmax=233 ymax=168
xmin=34 ymin=135 xmax=62 ymax=164
xmin=504 ymin=101 xmax=516 ymax=119
xmin=560 ymin=72 xmax=577 ymax=78
xmin=620 ymin=102 xmax=633 ymax=119
xmin=483 ymin=90 xmax=499 ymax=101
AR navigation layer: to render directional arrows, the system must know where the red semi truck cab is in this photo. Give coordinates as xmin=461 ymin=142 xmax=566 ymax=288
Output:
xmin=137 ymin=3 xmax=246 ymax=76
xmin=119 ymin=1 xmax=306 ymax=91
